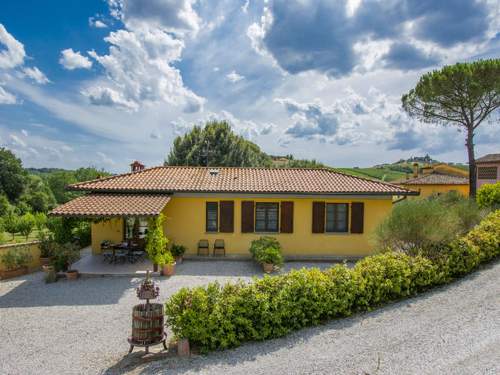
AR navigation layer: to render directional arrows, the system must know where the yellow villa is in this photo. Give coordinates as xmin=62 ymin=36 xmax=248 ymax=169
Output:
xmin=397 ymin=163 xmax=469 ymax=198
xmin=51 ymin=165 xmax=417 ymax=259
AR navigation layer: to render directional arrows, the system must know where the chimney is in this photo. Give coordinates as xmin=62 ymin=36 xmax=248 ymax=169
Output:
xmin=130 ymin=160 xmax=145 ymax=172
xmin=412 ymin=163 xmax=419 ymax=178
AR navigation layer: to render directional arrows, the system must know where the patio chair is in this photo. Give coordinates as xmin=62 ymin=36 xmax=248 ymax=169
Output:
xmin=101 ymin=241 xmax=113 ymax=263
xmin=198 ymin=239 xmax=209 ymax=256
xmin=115 ymin=250 xmax=127 ymax=264
xmin=213 ymin=239 xmax=225 ymax=256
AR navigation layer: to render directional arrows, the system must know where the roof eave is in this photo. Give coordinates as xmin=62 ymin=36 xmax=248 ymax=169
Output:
xmin=65 ymin=188 xmax=417 ymax=196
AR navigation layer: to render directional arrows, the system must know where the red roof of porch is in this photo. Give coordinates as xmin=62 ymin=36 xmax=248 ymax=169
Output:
xmin=49 ymin=194 xmax=171 ymax=217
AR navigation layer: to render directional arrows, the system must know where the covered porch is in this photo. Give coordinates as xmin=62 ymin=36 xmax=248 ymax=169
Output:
xmin=72 ymin=246 xmax=159 ymax=276
xmin=50 ymin=193 xmax=172 ymax=273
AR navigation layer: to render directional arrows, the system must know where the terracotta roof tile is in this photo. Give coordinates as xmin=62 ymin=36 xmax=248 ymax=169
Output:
xmin=399 ymin=174 xmax=468 ymax=185
xmin=68 ymin=166 xmax=414 ymax=195
xmin=50 ymin=194 xmax=171 ymax=217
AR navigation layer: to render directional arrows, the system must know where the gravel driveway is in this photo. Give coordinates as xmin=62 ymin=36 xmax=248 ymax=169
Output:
xmin=1 ymin=259 xmax=499 ymax=375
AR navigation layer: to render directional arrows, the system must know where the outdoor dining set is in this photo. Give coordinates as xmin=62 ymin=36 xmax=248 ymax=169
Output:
xmin=100 ymin=241 xmax=146 ymax=264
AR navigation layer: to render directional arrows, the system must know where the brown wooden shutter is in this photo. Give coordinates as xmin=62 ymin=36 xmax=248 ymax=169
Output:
xmin=280 ymin=201 xmax=294 ymax=233
xmin=312 ymin=202 xmax=325 ymax=233
xmin=350 ymin=202 xmax=364 ymax=234
xmin=241 ymin=201 xmax=254 ymax=233
xmin=219 ymin=201 xmax=234 ymax=233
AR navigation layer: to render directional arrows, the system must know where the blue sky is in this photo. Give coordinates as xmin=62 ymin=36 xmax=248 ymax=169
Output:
xmin=0 ymin=0 xmax=499 ymax=172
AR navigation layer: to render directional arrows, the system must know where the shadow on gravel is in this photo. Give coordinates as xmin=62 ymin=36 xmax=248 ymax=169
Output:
xmin=0 ymin=272 xmax=142 ymax=308
xmin=104 ymin=260 xmax=499 ymax=375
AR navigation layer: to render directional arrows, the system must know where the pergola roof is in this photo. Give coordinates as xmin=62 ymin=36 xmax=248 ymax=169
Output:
xmin=50 ymin=194 xmax=171 ymax=217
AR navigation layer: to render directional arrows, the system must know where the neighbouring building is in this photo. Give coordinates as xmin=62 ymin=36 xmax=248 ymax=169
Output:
xmin=51 ymin=166 xmax=417 ymax=259
xmin=476 ymin=153 xmax=500 ymax=190
xmin=397 ymin=163 xmax=469 ymax=198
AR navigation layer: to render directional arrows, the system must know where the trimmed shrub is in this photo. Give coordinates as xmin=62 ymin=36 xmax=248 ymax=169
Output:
xmin=249 ymin=236 xmax=281 ymax=258
xmin=477 ymin=182 xmax=500 ymax=209
xmin=255 ymin=246 xmax=284 ymax=266
xmin=171 ymin=243 xmax=187 ymax=257
xmin=165 ymin=211 xmax=500 ymax=353
xmin=145 ymin=214 xmax=168 ymax=262
xmin=0 ymin=246 xmax=33 ymax=270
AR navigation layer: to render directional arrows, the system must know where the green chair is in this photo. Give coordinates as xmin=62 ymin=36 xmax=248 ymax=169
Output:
xmin=198 ymin=239 xmax=209 ymax=256
xmin=213 ymin=239 xmax=225 ymax=256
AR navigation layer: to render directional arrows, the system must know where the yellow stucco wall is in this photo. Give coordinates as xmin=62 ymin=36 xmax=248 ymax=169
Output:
xmin=91 ymin=218 xmax=124 ymax=254
xmin=0 ymin=241 xmax=41 ymax=272
xmin=161 ymin=196 xmax=393 ymax=257
xmin=401 ymin=184 xmax=469 ymax=199
xmin=90 ymin=195 xmax=393 ymax=257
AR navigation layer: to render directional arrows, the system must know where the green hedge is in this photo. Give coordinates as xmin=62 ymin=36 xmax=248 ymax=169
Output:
xmin=165 ymin=211 xmax=500 ymax=353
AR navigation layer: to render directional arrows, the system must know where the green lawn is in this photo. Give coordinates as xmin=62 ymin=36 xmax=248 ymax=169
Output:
xmin=0 ymin=230 xmax=41 ymax=245
xmin=336 ymin=168 xmax=407 ymax=182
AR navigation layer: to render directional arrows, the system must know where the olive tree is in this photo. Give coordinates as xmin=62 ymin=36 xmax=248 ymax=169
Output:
xmin=402 ymin=59 xmax=500 ymax=197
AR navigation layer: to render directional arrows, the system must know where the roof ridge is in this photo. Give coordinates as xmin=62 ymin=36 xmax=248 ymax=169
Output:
xmin=68 ymin=165 xmax=165 ymax=189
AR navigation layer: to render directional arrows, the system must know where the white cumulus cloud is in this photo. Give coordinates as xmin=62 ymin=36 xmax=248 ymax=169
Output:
xmin=226 ymin=70 xmax=245 ymax=83
xmin=22 ymin=67 xmax=50 ymax=84
xmin=108 ymin=0 xmax=201 ymax=36
xmin=85 ymin=26 xmax=204 ymax=112
xmin=89 ymin=17 xmax=108 ymax=28
xmin=0 ymin=23 xmax=25 ymax=69
xmin=59 ymin=48 xmax=93 ymax=70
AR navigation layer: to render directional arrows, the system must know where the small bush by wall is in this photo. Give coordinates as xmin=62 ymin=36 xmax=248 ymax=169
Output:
xmin=165 ymin=211 xmax=500 ymax=353
xmin=477 ymin=182 xmax=500 ymax=209
xmin=375 ymin=194 xmax=485 ymax=254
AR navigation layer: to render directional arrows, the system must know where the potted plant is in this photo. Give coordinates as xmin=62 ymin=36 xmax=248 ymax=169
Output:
xmin=256 ymin=246 xmax=284 ymax=273
xmin=155 ymin=251 xmax=176 ymax=276
xmin=145 ymin=214 xmax=168 ymax=272
xmin=170 ymin=243 xmax=187 ymax=264
xmin=52 ymin=243 xmax=80 ymax=280
xmin=38 ymin=231 xmax=55 ymax=266
xmin=0 ymin=246 xmax=33 ymax=279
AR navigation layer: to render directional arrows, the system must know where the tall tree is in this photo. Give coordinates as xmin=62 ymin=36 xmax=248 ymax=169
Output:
xmin=402 ymin=59 xmax=500 ymax=197
xmin=0 ymin=148 xmax=27 ymax=202
xmin=166 ymin=121 xmax=272 ymax=167
xmin=47 ymin=171 xmax=78 ymax=204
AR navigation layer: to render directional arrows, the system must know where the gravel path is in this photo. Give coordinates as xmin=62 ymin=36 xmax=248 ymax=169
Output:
xmin=1 ymin=260 xmax=499 ymax=375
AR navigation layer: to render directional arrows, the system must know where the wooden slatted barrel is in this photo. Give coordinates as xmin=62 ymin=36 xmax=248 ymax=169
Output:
xmin=130 ymin=303 xmax=164 ymax=345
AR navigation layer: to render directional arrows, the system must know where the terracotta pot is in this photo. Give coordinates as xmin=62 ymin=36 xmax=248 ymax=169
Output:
xmin=177 ymin=338 xmax=190 ymax=357
xmin=174 ymin=255 xmax=183 ymax=264
xmin=40 ymin=257 xmax=52 ymax=267
xmin=262 ymin=263 xmax=274 ymax=273
xmin=0 ymin=267 xmax=28 ymax=280
xmin=66 ymin=270 xmax=79 ymax=280
xmin=42 ymin=265 xmax=55 ymax=273
xmin=162 ymin=263 xmax=176 ymax=276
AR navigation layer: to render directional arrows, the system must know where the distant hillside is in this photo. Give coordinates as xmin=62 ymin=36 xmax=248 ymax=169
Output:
xmin=26 ymin=167 xmax=71 ymax=175
xmin=335 ymin=167 xmax=407 ymax=182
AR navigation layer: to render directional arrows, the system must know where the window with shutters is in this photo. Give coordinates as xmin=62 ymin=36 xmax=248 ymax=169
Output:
xmin=255 ymin=203 xmax=279 ymax=232
xmin=478 ymin=166 xmax=497 ymax=179
xmin=206 ymin=202 xmax=218 ymax=232
xmin=325 ymin=203 xmax=348 ymax=233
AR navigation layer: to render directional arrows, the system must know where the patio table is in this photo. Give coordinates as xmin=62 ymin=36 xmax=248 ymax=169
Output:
xmin=110 ymin=243 xmax=129 ymax=264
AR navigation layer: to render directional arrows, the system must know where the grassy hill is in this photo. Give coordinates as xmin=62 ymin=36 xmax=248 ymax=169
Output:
xmin=335 ymin=168 xmax=407 ymax=182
